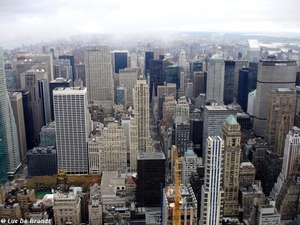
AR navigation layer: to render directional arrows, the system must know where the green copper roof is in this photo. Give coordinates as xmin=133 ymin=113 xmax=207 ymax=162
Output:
xmin=226 ymin=115 xmax=238 ymax=125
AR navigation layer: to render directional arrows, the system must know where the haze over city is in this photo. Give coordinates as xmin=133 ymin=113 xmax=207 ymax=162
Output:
xmin=1 ymin=0 xmax=300 ymax=49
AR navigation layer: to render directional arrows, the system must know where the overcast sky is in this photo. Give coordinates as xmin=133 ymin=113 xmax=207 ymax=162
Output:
xmin=1 ymin=0 xmax=300 ymax=49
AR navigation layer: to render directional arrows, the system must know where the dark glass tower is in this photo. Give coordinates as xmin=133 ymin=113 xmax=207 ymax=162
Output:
xmin=238 ymin=68 xmax=250 ymax=112
xmin=149 ymin=59 xmax=172 ymax=102
xmin=224 ymin=60 xmax=235 ymax=105
xmin=114 ymin=52 xmax=128 ymax=73
xmin=189 ymin=119 xmax=204 ymax=158
xmin=166 ymin=65 xmax=180 ymax=90
xmin=137 ymin=151 xmax=165 ymax=207
xmin=145 ymin=51 xmax=154 ymax=79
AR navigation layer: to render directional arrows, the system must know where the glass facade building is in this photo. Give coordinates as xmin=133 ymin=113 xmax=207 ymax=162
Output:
xmin=114 ymin=52 xmax=128 ymax=73
xmin=27 ymin=146 xmax=57 ymax=176
xmin=0 ymin=113 xmax=8 ymax=185
xmin=166 ymin=65 xmax=180 ymax=90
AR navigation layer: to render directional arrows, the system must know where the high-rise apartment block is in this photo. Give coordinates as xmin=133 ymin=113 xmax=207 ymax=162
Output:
xmin=253 ymin=58 xmax=297 ymax=137
xmin=85 ymin=46 xmax=114 ymax=106
xmin=222 ymin=115 xmax=241 ymax=217
xmin=0 ymin=47 xmax=21 ymax=175
xmin=200 ymin=136 xmax=224 ymax=225
xmin=206 ymin=55 xmax=225 ymax=105
xmin=133 ymin=79 xmax=151 ymax=152
xmin=88 ymin=122 xmax=127 ymax=174
xmin=267 ymin=88 xmax=296 ymax=156
xmin=53 ymin=87 xmax=90 ymax=174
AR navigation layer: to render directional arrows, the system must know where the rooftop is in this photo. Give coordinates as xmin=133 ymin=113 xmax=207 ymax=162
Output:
xmin=226 ymin=114 xmax=238 ymax=125
xmin=275 ymin=88 xmax=293 ymax=92
xmin=137 ymin=151 xmax=165 ymax=160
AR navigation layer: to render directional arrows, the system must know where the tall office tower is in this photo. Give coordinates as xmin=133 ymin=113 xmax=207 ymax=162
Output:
xmin=39 ymin=122 xmax=56 ymax=147
xmin=175 ymin=96 xmax=189 ymax=123
xmin=206 ymin=55 xmax=225 ymax=105
xmin=179 ymin=49 xmax=186 ymax=67
xmin=161 ymin=95 xmax=177 ymax=128
xmin=8 ymin=92 xmax=27 ymax=163
xmin=223 ymin=61 xmax=235 ymax=105
xmin=166 ymin=65 xmax=180 ymax=91
xmin=49 ymin=78 xmax=72 ymax=121
xmin=193 ymin=72 xmax=205 ymax=98
xmin=185 ymin=82 xmax=194 ymax=98
xmin=175 ymin=122 xmax=190 ymax=156
xmin=247 ymin=39 xmax=261 ymax=62
xmin=59 ymin=55 xmax=75 ymax=85
xmin=270 ymin=127 xmax=300 ymax=199
xmin=37 ymin=78 xmax=51 ymax=125
xmin=0 ymin=115 xmax=8 ymax=185
xmin=5 ymin=68 xmax=17 ymax=90
xmin=119 ymin=68 xmax=138 ymax=107
xmin=17 ymin=53 xmax=54 ymax=87
xmin=222 ymin=115 xmax=241 ymax=217
xmin=0 ymin=47 xmax=21 ymax=175
xmin=53 ymin=59 xmax=72 ymax=79
xmin=190 ymin=60 xmax=204 ymax=81
xmin=253 ymin=58 xmax=297 ymax=137
xmin=200 ymin=136 xmax=224 ymax=225
xmin=203 ymin=105 xmax=236 ymax=161
xmin=130 ymin=53 xmax=138 ymax=68
xmin=133 ymin=79 xmax=151 ymax=152
xmin=88 ymin=122 xmax=127 ymax=174
xmin=267 ymin=88 xmax=296 ymax=156
xmin=152 ymin=48 xmax=164 ymax=60
xmin=182 ymin=146 xmax=198 ymax=186
xmin=53 ymin=87 xmax=90 ymax=174
xmin=190 ymin=119 xmax=204 ymax=158
xmin=157 ymin=83 xmax=177 ymax=99
xmin=237 ymin=63 xmax=257 ymax=112
xmin=136 ymin=151 xmax=165 ymax=207
xmin=144 ymin=51 xmax=154 ymax=78
xmin=19 ymin=90 xmax=35 ymax=150
xmin=76 ymin=63 xmax=85 ymax=86
xmin=129 ymin=117 xmax=138 ymax=172
xmin=22 ymin=71 xmax=44 ymax=140
xmin=149 ymin=59 xmax=172 ymax=102
xmin=112 ymin=51 xmax=128 ymax=73
xmin=234 ymin=60 xmax=248 ymax=96
xmin=85 ymin=46 xmax=114 ymax=106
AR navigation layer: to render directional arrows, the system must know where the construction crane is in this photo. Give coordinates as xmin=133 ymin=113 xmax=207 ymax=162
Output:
xmin=173 ymin=146 xmax=181 ymax=225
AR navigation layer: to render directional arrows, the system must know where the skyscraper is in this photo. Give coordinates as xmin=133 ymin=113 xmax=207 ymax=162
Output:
xmin=0 ymin=113 xmax=8 ymax=185
xmin=59 ymin=55 xmax=75 ymax=85
xmin=8 ymin=92 xmax=27 ymax=163
xmin=133 ymin=80 xmax=151 ymax=152
xmin=200 ymin=136 xmax=224 ymax=225
xmin=222 ymin=115 xmax=241 ymax=217
xmin=0 ymin=47 xmax=21 ymax=175
xmin=193 ymin=71 xmax=205 ymax=98
xmin=112 ymin=51 xmax=128 ymax=73
xmin=53 ymin=87 xmax=90 ymax=174
xmin=206 ymin=55 xmax=225 ymax=105
xmin=203 ymin=105 xmax=237 ymax=161
xmin=85 ymin=46 xmax=114 ymax=107
xmin=144 ymin=51 xmax=154 ymax=79
xmin=149 ymin=59 xmax=172 ymax=102
xmin=223 ymin=61 xmax=235 ymax=105
xmin=253 ymin=58 xmax=297 ymax=137
xmin=267 ymin=88 xmax=296 ymax=156
xmin=119 ymin=68 xmax=138 ymax=107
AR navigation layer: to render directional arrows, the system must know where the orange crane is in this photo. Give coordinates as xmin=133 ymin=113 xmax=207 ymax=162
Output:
xmin=173 ymin=146 xmax=181 ymax=225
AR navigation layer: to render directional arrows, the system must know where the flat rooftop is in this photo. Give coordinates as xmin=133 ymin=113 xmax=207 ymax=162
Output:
xmin=137 ymin=151 xmax=165 ymax=160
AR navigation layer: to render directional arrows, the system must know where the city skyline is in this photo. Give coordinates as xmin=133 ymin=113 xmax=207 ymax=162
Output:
xmin=1 ymin=0 xmax=300 ymax=49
